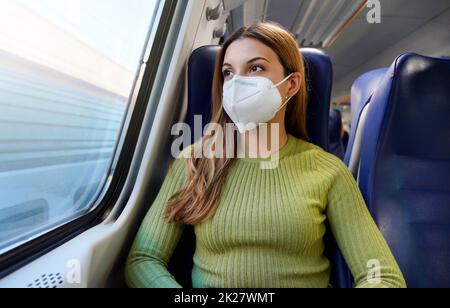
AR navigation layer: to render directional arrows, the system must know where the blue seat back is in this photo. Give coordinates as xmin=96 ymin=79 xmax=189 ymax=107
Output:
xmin=359 ymin=53 xmax=450 ymax=287
xmin=329 ymin=108 xmax=345 ymax=160
xmin=344 ymin=68 xmax=387 ymax=166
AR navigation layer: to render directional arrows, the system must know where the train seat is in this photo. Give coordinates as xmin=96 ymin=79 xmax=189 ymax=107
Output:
xmin=358 ymin=53 xmax=450 ymax=287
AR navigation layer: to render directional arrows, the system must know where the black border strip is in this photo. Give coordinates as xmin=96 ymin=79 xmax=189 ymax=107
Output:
xmin=0 ymin=0 xmax=179 ymax=279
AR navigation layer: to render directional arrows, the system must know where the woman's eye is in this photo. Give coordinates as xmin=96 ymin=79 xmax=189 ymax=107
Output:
xmin=250 ymin=65 xmax=263 ymax=73
xmin=222 ymin=69 xmax=233 ymax=78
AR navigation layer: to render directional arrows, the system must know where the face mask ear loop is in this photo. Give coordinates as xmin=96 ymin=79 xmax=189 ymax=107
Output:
xmin=276 ymin=95 xmax=293 ymax=113
xmin=273 ymin=73 xmax=294 ymax=88
xmin=273 ymin=73 xmax=294 ymax=112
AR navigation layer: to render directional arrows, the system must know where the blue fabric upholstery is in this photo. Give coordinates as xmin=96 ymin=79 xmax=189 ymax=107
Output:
xmin=358 ymin=53 xmax=450 ymax=288
xmin=186 ymin=46 xmax=220 ymax=143
xmin=329 ymin=108 xmax=345 ymax=160
xmin=301 ymin=48 xmax=332 ymax=150
xmin=344 ymin=68 xmax=387 ymax=165
xmin=171 ymin=45 xmax=353 ymax=288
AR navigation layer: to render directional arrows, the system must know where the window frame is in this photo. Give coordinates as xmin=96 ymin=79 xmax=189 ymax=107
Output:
xmin=0 ymin=0 xmax=178 ymax=279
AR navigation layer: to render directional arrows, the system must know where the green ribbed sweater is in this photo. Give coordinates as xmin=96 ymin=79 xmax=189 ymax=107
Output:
xmin=125 ymin=135 xmax=406 ymax=288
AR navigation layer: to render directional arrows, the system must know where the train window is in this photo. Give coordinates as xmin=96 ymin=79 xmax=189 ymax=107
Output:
xmin=0 ymin=0 xmax=162 ymax=253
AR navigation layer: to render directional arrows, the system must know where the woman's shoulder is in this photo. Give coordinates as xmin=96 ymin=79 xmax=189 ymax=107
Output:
xmin=290 ymin=136 xmax=348 ymax=174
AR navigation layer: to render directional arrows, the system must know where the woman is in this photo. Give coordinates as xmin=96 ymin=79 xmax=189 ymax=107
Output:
xmin=125 ymin=22 xmax=406 ymax=288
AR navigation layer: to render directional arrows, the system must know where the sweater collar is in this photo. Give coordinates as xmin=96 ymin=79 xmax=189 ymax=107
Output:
xmin=238 ymin=134 xmax=297 ymax=164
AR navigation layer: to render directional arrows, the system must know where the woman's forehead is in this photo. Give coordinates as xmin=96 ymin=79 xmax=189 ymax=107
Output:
xmin=223 ymin=38 xmax=279 ymax=66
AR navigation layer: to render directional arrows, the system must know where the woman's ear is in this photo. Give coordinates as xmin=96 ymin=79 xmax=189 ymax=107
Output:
xmin=286 ymin=72 xmax=302 ymax=98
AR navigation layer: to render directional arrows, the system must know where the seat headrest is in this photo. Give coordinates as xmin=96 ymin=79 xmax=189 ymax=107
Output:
xmin=359 ymin=53 xmax=450 ymax=287
xmin=301 ymin=48 xmax=333 ymax=150
xmin=186 ymin=46 xmax=220 ymax=143
xmin=186 ymin=46 xmax=332 ymax=150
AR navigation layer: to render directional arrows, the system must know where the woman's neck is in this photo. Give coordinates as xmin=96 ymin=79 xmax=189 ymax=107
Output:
xmin=238 ymin=124 xmax=288 ymax=159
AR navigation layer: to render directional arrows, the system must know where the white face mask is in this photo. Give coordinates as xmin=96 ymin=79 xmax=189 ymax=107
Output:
xmin=222 ymin=73 xmax=293 ymax=133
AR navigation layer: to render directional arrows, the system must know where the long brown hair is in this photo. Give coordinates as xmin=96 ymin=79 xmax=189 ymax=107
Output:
xmin=166 ymin=21 xmax=308 ymax=225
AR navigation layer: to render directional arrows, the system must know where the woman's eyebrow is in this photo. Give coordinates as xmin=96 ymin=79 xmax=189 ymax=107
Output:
xmin=222 ymin=57 xmax=271 ymax=68
xmin=247 ymin=57 xmax=270 ymax=64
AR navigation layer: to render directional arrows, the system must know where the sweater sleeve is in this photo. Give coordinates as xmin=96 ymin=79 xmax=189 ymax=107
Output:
xmin=316 ymin=150 xmax=407 ymax=288
xmin=125 ymin=155 xmax=187 ymax=288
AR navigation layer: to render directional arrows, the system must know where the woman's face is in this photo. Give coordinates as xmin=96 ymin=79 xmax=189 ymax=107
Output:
xmin=222 ymin=38 xmax=301 ymax=125
xmin=223 ymin=38 xmax=287 ymax=91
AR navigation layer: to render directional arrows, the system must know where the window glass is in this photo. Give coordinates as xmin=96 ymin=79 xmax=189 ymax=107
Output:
xmin=0 ymin=0 xmax=162 ymax=253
